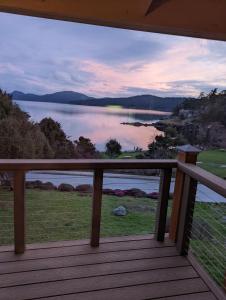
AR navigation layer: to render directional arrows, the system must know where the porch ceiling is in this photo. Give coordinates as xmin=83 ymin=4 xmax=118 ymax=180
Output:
xmin=0 ymin=0 xmax=226 ymax=41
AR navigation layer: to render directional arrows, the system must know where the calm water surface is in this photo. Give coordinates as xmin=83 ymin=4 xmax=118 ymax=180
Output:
xmin=15 ymin=100 xmax=170 ymax=150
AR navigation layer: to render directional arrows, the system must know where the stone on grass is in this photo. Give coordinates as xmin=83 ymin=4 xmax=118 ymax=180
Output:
xmin=102 ymin=188 xmax=115 ymax=195
xmin=58 ymin=183 xmax=74 ymax=192
xmin=114 ymin=189 xmax=126 ymax=197
xmin=124 ymin=188 xmax=147 ymax=198
xmin=25 ymin=180 xmax=56 ymax=190
xmin=25 ymin=180 xmax=42 ymax=189
xmin=39 ymin=182 xmax=56 ymax=190
xmin=148 ymin=192 xmax=159 ymax=200
xmin=112 ymin=206 xmax=127 ymax=216
xmin=75 ymin=184 xmax=93 ymax=193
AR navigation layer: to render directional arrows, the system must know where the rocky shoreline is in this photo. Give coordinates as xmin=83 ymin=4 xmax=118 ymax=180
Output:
xmin=1 ymin=179 xmax=173 ymax=200
xmin=25 ymin=180 xmax=171 ymax=199
xmin=154 ymin=119 xmax=226 ymax=149
xmin=121 ymin=122 xmax=153 ymax=127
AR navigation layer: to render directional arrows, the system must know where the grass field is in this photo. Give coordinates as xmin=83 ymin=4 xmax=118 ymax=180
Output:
xmin=101 ymin=151 xmax=141 ymax=159
xmin=0 ymin=188 xmax=225 ymax=288
xmin=191 ymin=201 xmax=226 ymax=288
xmin=103 ymin=148 xmax=226 ymax=178
xmin=198 ymin=149 xmax=226 ymax=178
xmin=0 ymin=189 xmax=157 ymax=245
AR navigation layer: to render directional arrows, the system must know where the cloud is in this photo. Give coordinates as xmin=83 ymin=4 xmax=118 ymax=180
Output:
xmin=0 ymin=12 xmax=226 ymax=97
xmin=123 ymin=86 xmax=163 ymax=95
xmin=122 ymin=79 xmax=226 ymax=98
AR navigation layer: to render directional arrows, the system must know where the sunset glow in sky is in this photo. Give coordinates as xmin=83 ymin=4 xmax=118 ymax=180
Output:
xmin=0 ymin=12 xmax=226 ymax=98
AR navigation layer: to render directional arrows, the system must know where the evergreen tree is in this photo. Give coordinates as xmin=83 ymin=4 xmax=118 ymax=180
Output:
xmin=105 ymin=139 xmax=122 ymax=157
xmin=74 ymin=136 xmax=98 ymax=158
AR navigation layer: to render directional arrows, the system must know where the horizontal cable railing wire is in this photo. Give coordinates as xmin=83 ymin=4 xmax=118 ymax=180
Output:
xmin=190 ymin=227 xmax=226 ymax=262
xmin=189 ymin=193 xmax=226 ymax=289
xmin=190 ymin=238 xmax=225 ymax=285
xmin=191 ymin=206 xmax=225 ymax=240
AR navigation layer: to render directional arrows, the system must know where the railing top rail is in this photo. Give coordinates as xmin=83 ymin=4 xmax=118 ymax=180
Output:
xmin=178 ymin=162 xmax=226 ymax=199
xmin=0 ymin=159 xmax=177 ymax=171
xmin=1 ymin=158 xmax=225 ymax=198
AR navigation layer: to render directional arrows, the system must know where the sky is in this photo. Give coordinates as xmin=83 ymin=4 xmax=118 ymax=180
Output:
xmin=0 ymin=12 xmax=226 ymax=98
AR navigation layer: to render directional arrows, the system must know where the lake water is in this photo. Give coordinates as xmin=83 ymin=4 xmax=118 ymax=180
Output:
xmin=15 ymin=100 xmax=170 ymax=151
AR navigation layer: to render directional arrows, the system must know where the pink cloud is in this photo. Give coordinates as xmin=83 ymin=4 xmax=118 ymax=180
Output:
xmin=77 ymin=39 xmax=226 ymax=97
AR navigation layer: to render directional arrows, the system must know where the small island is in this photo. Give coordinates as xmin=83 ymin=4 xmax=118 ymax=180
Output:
xmin=120 ymin=121 xmax=154 ymax=127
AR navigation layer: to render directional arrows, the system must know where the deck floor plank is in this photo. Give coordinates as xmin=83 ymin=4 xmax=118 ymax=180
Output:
xmin=31 ymin=279 xmax=208 ymax=300
xmin=0 ymin=238 xmax=173 ymax=262
xmin=0 ymin=267 xmax=199 ymax=300
xmin=155 ymin=292 xmax=217 ymax=300
xmin=0 ymin=236 xmax=221 ymax=300
xmin=0 ymin=256 xmax=189 ymax=288
xmin=0 ymin=247 xmax=178 ymax=274
xmin=0 ymin=234 xmax=156 ymax=253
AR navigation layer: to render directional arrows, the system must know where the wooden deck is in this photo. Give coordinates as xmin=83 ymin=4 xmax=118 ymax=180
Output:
xmin=0 ymin=235 xmax=222 ymax=300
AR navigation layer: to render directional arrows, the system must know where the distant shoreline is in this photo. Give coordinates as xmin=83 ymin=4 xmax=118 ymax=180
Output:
xmin=14 ymin=98 xmax=172 ymax=114
xmin=12 ymin=90 xmax=186 ymax=112
xmin=14 ymin=99 xmax=171 ymax=115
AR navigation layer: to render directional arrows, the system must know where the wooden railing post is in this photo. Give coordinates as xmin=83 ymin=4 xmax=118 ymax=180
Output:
xmin=91 ymin=169 xmax=103 ymax=247
xmin=13 ymin=170 xmax=25 ymax=254
xmin=169 ymin=145 xmax=200 ymax=242
xmin=176 ymin=174 xmax=198 ymax=255
xmin=155 ymin=168 xmax=172 ymax=241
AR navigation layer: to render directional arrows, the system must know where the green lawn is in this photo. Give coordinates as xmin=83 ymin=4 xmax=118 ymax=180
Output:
xmin=197 ymin=149 xmax=226 ymax=178
xmin=191 ymin=202 xmax=226 ymax=287
xmin=100 ymin=151 xmax=142 ymax=159
xmin=103 ymin=148 xmax=226 ymax=178
xmin=117 ymin=151 xmax=142 ymax=159
xmin=0 ymin=189 xmax=157 ymax=245
xmin=0 ymin=188 xmax=225 ymax=288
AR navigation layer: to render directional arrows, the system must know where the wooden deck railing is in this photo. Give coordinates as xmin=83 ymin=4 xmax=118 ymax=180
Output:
xmin=174 ymin=162 xmax=226 ymax=252
xmin=170 ymin=147 xmax=226 ymax=292
xmin=0 ymin=149 xmax=225 ymax=263
xmin=0 ymin=159 xmax=177 ymax=253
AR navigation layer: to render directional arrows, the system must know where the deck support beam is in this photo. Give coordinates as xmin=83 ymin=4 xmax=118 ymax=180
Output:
xmin=13 ymin=170 xmax=25 ymax=254
xmin=169 ymin=145 xmax=200 ymax=242
xmin=91 ymin=169 xmax=103 ymax=247
xmin=155 ymin=168 xmax=172 ymax=241
xmin=176 ymin=175 xmax=197 ymax=255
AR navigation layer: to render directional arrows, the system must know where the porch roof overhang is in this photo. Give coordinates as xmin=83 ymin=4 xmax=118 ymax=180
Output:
xmin=0 ymin=0 xmax=226 ymax=41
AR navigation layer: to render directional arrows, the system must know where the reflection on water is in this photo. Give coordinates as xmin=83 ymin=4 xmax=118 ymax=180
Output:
xmin=15 ymin=100 xmax=169 ymax=150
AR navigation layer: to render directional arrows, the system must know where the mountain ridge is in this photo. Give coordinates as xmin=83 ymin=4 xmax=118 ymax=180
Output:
xmin=12 ymin=90 xmax=187 ymax=112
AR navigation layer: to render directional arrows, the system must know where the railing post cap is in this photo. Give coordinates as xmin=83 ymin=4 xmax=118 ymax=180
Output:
xmin=176 ymin=144 xmax=201 ymax=154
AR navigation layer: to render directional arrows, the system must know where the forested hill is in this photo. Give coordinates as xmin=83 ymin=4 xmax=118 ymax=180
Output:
xmin=12 ymin=91 xmax=92 ymax=102
xmin=163 ymin=89 xmax=226 ymax=148
xmin=12 ymin=91 xmax=186 ymax=112
xmin=73 ymin=95 xmax=186 ymax=112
